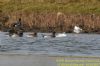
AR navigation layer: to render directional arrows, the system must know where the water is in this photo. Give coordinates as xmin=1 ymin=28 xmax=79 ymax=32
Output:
xmin=0 ymin=32 xmax=100 ymax=57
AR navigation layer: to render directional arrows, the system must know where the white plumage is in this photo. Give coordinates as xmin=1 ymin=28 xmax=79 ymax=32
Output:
xmin=73 ymin=26 xmax=82 ymax=33
xmin=56 ymin=33 xmax=67 ymax=37
xmin=42 ymin=32 xmax=67 ymax=38
xmin=11 ymin=34 xmax=18 ymax=38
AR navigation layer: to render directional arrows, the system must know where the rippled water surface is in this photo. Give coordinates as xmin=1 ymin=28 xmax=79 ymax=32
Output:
xmin=0 ymin=32 xmax=100 ymax=57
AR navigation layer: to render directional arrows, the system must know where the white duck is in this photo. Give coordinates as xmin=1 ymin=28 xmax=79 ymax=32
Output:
xmin=42 ymin=35 xmax=51 ymax=38
xmin=73 ymin=26 xmax=82 ymax=33
xmin=42 ymin=32 xmax=67 ymax=38
xmin=56 ymin=32 xmax=67 ymax=37
xmin=10 ymin=33 xmax=19 ymax=38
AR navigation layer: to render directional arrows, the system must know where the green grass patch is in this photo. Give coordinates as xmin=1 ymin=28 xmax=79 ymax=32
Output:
xmin=56 ymin=57 xmax=100 ymax=66
xmin=0 ymin=0 xmax=100 ymax=14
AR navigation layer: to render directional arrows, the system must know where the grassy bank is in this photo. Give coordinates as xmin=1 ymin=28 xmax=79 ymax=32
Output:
xmin=0 ymin=0 xmax=100 ymax=33
xmin=1 ymin=0 xmax=100 ymax=14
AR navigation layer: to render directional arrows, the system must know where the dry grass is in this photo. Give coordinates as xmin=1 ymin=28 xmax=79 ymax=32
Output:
xmin=0 ymin=0 xmax=100 ymax=33
xmin=3 ymin=12 xmax=100 ymax=33
xmin=1 ymin=0 xmax=100 ymax=14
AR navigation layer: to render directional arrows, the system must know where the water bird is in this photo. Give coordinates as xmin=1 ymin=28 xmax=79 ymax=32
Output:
xmin=26 ymin=32 xmax=37 ymax=37
xmin=42 ymin=35 xmax=50 ymax=38
xmin=56 ymin=32 xmax=67 ymax=37
xmin=9 ymin=18 xmax=24 ymax=37
xmin=73 ymin=26 xmax=82 ymax=33
xmin=10 ymin=33 xmax=19 ymax=38
xmin=42 ymin=32 xmax=67 ymax=38
xmin=12 ymin=18 xmax=22 ymax=28
xmin=42 ymin=32 xmax=56 ymax=38
xmin=9 ymin=29 xmax=23 ymax=37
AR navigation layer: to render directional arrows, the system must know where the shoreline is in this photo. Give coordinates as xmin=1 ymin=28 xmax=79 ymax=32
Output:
xmin=0 ymin=54 xmax=100 ymax=66
xmin=0 ymin=52 xmax=100 ymax=58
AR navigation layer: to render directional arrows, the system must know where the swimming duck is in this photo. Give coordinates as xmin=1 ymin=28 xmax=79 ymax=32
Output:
xmin=42 ymin=32 xmax=56 ymax=38
xmin=26 ymin=32 xmax=37 ymax=37
xmin=73 ymin=26 xmax=82 ymax=33
xmin=9 ymin=29 xmax=23 ymax=37
xmin=56 ymin=32 xmax=67 ymax=37
xmin=10 ymin=33 xmax=19 ymax=38
xmin=42 ymin=32 xmax=67 ymax=38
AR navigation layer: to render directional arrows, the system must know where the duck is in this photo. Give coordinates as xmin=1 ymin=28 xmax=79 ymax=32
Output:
xmin=42 ymin=32 xmax=56 ymax=38
xmin=26 ymin=32 xmax=37 ymax=38
xmin=10 ymin=33 xmax=19 ymax=38
xmin=56 ymin=32 xmax=67 ymax=37
xmin=73 ymin=26 xmax=82 ymax=33
xmin=42 ymin=32 xmax=67 ymax=38
xmin=42 ymin=35 xmax=50 ymax=38
xmin=9 ymin=31 xmax=23 ymax=37
xmin=8 ymin=29 xmax=23 ymax=37
xmin=8 ymin=18 xmax=24 ymax=37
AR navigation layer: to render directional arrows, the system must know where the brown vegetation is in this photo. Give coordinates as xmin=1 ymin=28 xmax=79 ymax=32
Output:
xmin=0 ymin=0 xmax=100 ymax=33
xmin=0 ymin=12 xmax=100 ymax=33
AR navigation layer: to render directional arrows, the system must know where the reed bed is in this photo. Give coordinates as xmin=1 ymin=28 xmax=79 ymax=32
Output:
xmin=0 ymin=0 xmax=100 ymax=33
xmin=2 ymin=12 xmax=99 ymax=33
